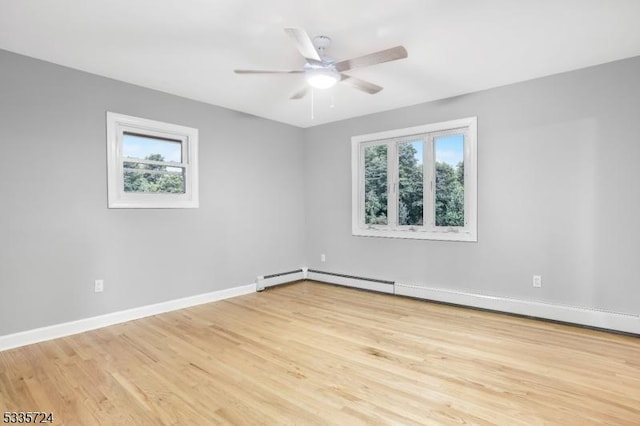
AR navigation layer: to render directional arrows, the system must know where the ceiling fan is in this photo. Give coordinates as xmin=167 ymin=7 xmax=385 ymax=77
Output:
xmin=234 ymin=28 xmax=408 ymax=99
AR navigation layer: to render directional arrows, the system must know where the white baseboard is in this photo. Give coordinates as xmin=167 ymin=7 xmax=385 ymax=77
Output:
xmin=0 ymin=283 xmax=255 ymax=352
xmin=4 ymin=270 xmax=637 ymax=353
xmin=307 ymin=270 xmax=394 ymax=294
xmin=395 ymin=283 xmax=640 ymax=334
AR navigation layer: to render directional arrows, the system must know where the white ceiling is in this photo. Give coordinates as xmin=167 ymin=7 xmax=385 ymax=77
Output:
xmin=1 ymin=0 xmax=640 ymax=128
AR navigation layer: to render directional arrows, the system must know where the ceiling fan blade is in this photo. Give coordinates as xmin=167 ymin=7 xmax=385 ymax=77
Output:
xmin=234 ymin=69 xmax=303 ymax=74
xmin=340 ymin=74 xmax=383 ymax=94
xmin=334 ymin=46 xmax=408 ymax=72
xmin=290 ymin=87 xmax=309 ymax=100
xmin=284 ymin=28 xmax=322 ymax=63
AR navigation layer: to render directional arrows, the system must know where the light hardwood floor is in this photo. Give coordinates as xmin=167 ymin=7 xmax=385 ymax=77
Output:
xmin=1 ymin=281 xmax=639 ymax=425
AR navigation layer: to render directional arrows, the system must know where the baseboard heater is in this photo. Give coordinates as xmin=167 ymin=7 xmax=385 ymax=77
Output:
xmin=258 ymin=268 xmax=639 ymax=334
xmin=256 ymin=268 xmax=306 ymax=291
xmin=306 ymin=269 xmax=395 ymax=294
xmin=304 ymin=271 xmax=639 ymax=334
xmin=394 ymin=282 xmax=640 ymax=335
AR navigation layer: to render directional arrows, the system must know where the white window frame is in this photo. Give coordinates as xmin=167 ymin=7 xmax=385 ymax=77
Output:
xmin=106 ymin=112 xmax=199 ymax=208
xmin=351 ymin=117 xmax=477 ymax=242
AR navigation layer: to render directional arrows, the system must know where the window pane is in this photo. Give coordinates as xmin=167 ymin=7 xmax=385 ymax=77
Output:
xmin=398 ymin=140 xmax=424 ymax=226
xmin=123 ymin=133 xmax=182 ymax=163
xmin=123 ymin=161 xmax=185 ymax=193
xmin=364 ymin=145 xmax=388 ymax=225
xmin=435 ymin=134 xmax=464 ymax=227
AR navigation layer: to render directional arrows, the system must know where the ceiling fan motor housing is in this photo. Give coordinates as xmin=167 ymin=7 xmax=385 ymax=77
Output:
xmin=313 ymin=35 xmax=332 ymax=56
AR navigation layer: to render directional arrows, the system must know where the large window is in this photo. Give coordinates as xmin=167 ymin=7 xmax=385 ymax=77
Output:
xmin=106 ymin=112 xmax=199 ymax=208
xmin=352 ymin=117 xmax=477 ymax=241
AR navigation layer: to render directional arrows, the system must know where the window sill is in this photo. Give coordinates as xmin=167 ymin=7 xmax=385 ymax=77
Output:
xmin=109 ymin=199 xmax=199 ymax=209
xmin=352 ymin=228 xmax=477 ymax=242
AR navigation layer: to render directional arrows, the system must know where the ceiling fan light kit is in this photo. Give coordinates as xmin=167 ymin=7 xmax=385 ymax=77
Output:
xmin=234 ymin=28 xmax=408 ymax=99
xmin=306 ymin=67 xmax=339 ymax=89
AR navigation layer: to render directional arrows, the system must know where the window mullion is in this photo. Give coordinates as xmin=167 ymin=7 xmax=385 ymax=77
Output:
xmin=359 ymin=144 xmax=366 ymax=229
xmin=182 ymin=137 xmax=189 ymax=187
xmin=387 ymin=141 xmax=398 ymax=229
xmin=424 ymin=136 xmax=435 ymax=232
xmin=463 ymin=128 xmax=469 ymax=228
xmin=115 ymin=128 xmax=126 ymax=200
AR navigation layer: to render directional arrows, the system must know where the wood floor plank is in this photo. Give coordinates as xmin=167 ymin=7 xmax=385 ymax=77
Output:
xmin=1 ymin=281 xmax=639 ymax=425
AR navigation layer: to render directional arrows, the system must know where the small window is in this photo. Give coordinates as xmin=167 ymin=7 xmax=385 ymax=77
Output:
xmin=106 ymin=112 xmax=199 ymax=208
xmin=352 ymin=117 xmax=477 ymax=241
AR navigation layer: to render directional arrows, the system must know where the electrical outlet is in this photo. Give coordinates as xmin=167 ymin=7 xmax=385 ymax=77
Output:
xmin=532 ymin=275 xmax=542 ymax=288
xmin=320 ymin=253 xmax=326 ymax=263
xmin=94 ymin=279 xmax=104 ymax=293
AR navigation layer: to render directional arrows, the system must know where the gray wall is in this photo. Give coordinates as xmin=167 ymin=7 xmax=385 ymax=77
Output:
xmin=304 ymin=56 xmax=640 ymax=315
xmin=0 ymin=50 xmax=306 ymax=335
xmin=2 ymin=49 xmax=639 ymax=337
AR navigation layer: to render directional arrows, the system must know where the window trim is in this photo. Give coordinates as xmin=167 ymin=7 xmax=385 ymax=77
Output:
xmin=106 ymin=112 xmax=199 ymax=209
xmin=351 ymin=117 xmax=477 ymax=242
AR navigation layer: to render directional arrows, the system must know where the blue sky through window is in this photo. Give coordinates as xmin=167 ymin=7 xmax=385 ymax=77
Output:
xmin=123 ymin=133 xmax=182 ymax=163
xmin=435 ymin=134 xmax=464 ymax=167
xmin=405 ymin=134 xmax=463 ymax=167
xmin=407 ymin=140 xmax=423 ymax=165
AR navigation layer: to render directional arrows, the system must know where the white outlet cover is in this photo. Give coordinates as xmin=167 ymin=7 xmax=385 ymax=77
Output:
xmin=533 ymin=275 xmax=542 ymax=288
xmin=95 ymin=279 xmax=104 ymax=292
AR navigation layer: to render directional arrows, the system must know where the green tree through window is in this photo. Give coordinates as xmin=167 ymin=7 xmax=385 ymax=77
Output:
xmin=123 ymin=153 xmax=185 ymax=193
xmin=398 ymin=142 xmax=424 ymax=226
xmin=363 ymin=140 xmax=465 ymax=227
xmin=364 ymin=145 xmax=388 ymax=224
xmin=435 ymin=160 xmax=464 ymax=226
